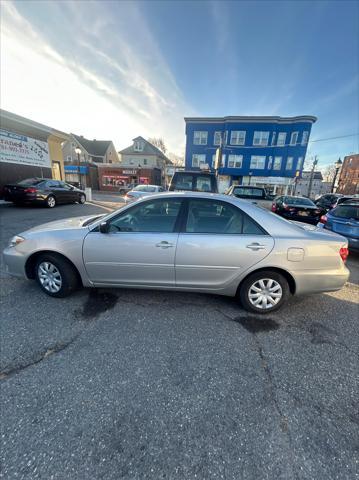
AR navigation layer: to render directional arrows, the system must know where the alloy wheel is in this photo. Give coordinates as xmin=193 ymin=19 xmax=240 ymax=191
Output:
xmin=47 ymin=196 xmax=56 ymax=208
xmin=37 ymin=262 xmax=62 ymax=293
xmin=248 ymin=278 xmax=282 ymax=310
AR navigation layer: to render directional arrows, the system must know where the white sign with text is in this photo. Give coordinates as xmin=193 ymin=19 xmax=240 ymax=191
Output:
xmin=0 ymin=129 xmax=50 ymax=168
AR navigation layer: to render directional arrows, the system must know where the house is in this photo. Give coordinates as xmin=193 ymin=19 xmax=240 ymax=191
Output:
xmin=62 ymin=134 xmax=119 ymax=189
xmin=119 ymin=136 xmax=172 ymax=181
xmin=337 ymin=154 xmax=359 ymax=195
xmin=0 ymin=109 xmax=69 ymax=192
xmin=184 ymin=115 xmax=317 ymax=194
xmin=293 ymin=171 xmax=329 ymax=198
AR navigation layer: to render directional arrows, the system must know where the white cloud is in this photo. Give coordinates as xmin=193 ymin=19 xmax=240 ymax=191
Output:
xmin=0 ymin=1 xmax=194 ymax=154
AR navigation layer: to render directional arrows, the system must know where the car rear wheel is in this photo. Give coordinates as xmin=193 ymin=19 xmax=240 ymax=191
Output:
xmin=35 ymin=254 xmax=79 ymax=297
xmin=239 ymin=270 xmax=289 ymax=314
xmin=46 ymin=195 xmax=56 ymax=208
xmin=78 ymin=194 xmax=86 ymax=204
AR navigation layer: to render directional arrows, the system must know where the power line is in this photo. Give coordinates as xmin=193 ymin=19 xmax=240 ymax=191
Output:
xmin=309 ymin=133 xmax=359 ymax=143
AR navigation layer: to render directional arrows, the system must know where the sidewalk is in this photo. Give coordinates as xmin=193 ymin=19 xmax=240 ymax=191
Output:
xmin=88 ymin=191 xmax=126 ymax=211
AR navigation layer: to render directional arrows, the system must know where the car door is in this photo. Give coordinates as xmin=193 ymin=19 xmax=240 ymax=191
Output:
xmin=175 ymin=198 xmax=274 ymax=289
xmin=83 ymin=197 xmax=183 ymax=286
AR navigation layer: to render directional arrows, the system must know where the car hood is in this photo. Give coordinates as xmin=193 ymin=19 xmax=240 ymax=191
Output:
xmin=21 ymin=214 xmax=105 ymax=235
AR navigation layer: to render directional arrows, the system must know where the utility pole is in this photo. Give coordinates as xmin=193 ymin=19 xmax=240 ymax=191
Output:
xmin=307 ymin=156 xmax=318 ymax=199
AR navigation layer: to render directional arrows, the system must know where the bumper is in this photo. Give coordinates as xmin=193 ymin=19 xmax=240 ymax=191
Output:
xmin=347 ymin=236 xmax=359 ymax=252
xmin=2 ymin=247 xmax=28 ymax=278
xmin=293 ymin=266 xmax=350 ymax=295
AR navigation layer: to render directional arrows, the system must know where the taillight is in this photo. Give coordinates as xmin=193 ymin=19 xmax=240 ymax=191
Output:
xmin=320 ymin=215 xmax=327 ymax=224
xmin=339 ymin=247 xmax=349 ymax=262
xmin=271 ymin=203 xmax=276 ymax=212
xmin=24 ymin=187 xmax=37 ymax=193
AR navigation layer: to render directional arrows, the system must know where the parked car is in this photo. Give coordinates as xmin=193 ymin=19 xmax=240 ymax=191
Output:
xmin=2 ymin=178 xmax=86 ymax=208
xmin=118 ymin=183 xmax=138 ymax=195
xmin=124 ymin=184 xmax=165 ymax=203
xmin=271 ymin=195 xmax=324 ymax=224
xmin=225 ymin=185 xmax=272 ymax=209
xmin=168 ymin=171 xmax=218 ymax=193
xmin=315 ymin=193 xmax=343 ymax=211
xmin=318 ymin=201 xmax=359 ymax=252
xmin=3 ymin=192 xmax=349 ymax=314
xmin=333 ymin=196 xmax=358 ymax=208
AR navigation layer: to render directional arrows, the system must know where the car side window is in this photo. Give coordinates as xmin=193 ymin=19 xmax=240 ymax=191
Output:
xmin=185 ymin=199 xmax=266 ymax=235
xmin=108 ymin=199 xmax=182 ymax=233
xmin=46 ymin=181 xmax=60 ymax=188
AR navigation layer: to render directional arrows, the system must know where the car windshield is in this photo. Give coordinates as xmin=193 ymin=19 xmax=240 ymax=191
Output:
xmin=331 ymin=205 xmax=359 ymax=220
xmin=17 ymin=178 xmax=44 ymax=185
xmin=133 ymin=185 xmax=149 ymax=191
xmin=285 ymin=197 xmax=315 ymax=206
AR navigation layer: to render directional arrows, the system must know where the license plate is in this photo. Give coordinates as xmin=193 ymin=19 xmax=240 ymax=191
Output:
xmin=298 ymin=211 xmax=309 ymax=216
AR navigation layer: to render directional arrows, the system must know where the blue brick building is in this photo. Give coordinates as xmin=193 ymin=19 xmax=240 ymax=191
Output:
xmin=184 ymin=115 xmax=317 ymax=194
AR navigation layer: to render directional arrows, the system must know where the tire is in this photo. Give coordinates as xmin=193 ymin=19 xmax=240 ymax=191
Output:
xmin=35 ymin=253 xmax=79 ymax=298
xmin=119 ymin=189 xmax=125 ymax=195
xmin=239 ymin=270 xmax=289 ymax=314
xmin=46 ymin=195 xmax=56 ymax=208
xmin=78 ymin=194 xmax=86 ymax=204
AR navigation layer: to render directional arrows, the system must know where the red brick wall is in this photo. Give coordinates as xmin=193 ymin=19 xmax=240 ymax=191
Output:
xmin=337 ymin=154 xmax=359 ymax=195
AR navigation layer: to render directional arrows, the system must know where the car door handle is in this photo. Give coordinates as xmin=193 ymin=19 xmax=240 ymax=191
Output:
xmin=246 ymin=243 xmax=266 ymax=250
xmin=156 ymin=241 xmax=174 ymax=248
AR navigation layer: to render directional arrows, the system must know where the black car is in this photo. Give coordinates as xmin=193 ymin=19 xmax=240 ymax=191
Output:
xmin=271 ymin=195 xmax=324 ymax=224
xmin=3 ymin=178 xmax=86 ymax=208
xmin=315 ymin=193 xmax=343 ymax=211
xmin=168 ymin=171 xmax=218 ymax=193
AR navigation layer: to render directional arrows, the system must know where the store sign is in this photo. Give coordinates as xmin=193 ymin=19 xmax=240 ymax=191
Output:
xmin=243 ymin=176 xmax=290 ymax=185
xmin=122 ymin=170 xmax=137 ymax=175
xmin=0 ymin=129 xmax=50 ymax=168
xmin=64 ymin=165 xmax=88 ymax=174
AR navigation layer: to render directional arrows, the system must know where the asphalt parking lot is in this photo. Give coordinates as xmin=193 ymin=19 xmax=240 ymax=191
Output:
xmin=0 ymin=202 xmax=358 ymax=480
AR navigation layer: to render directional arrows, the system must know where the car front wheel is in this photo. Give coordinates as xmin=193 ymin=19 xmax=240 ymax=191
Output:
xmin=239 ymin=270 xmax=289 ymax=314
xmin=78 ymin=194 xmax=86 ymax=204
xmin=35 ymin=254 xmax=79 ymax=297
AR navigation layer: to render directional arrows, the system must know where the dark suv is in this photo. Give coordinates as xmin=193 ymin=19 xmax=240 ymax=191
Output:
xmin=169 ymin=171 xmax=218 ymax=193
xmin=315 ymin=194 xmax=343 ymax=211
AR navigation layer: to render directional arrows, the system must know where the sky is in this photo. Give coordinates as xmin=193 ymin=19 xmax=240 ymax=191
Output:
xmin=1 ymin=0 xmax=358 ymax=169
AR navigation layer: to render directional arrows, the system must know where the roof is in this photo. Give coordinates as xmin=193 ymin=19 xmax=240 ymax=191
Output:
xmin=184 ymin=115 xmax=317 ymax=124
xmin=72 ymin=134 xmax=112 ymax=157
xmin=119 ymin=136 xmax=171 ymax=164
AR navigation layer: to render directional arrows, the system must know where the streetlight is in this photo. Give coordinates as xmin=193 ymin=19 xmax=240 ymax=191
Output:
xmin=331 ymin=158 xmax=342 ymax=193
xmin=75 ymin=146 xmax=82 ymax=188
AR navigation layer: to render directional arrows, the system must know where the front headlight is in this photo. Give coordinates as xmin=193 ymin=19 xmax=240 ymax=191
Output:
xmin=8 ymin=235 xmax=25 ymax=248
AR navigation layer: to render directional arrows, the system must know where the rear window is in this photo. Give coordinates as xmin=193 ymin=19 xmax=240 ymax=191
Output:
xmin=233 ymin=187 xmax=264 ymax=198
xmin=170 ymin=173 xmax=216 ymax=192
xmin=134 ymin=185 xmax=149 ymax=191
xmin=331 ymin=205 xmax=359 ymax=220
xmin=284 ymin=197 xmax=314 ymax=206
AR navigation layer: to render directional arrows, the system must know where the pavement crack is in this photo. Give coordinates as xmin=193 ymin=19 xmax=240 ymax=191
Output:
xmin=0 ymin=331 xmax=82 ymax=381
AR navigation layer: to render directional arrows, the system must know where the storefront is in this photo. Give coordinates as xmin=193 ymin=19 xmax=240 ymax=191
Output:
xmin=241 ymin=175 xmax=295 ymax=195
xmin=97 ymin=165 xmax=161 ymax=191
xmin=0 ymin=109 xmax=68 ymax=193
xmin=64 ymin=163 xmax=99 ymax=190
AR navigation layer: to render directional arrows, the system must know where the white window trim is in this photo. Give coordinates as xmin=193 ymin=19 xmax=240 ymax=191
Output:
xmin=273 ymin=156 xmax=282 ymax=170
xmin=213 ymin=131 xmax=222 ymax=146
xmin=193 ymin=131 xmax=208 ymax=145
xmin=253 ymin=131 xmax=269 ymax=146
xmin=277 ymin=132 xmax=286 ymax=146
xmin=227 ymin=154 xmax=243 ymax=168
xmin=192 ymin=154 xmax=206 ymax=167
xmin=250 ymin=155 xmax=266 ymax=169
xmin=301 ymin=131 xmax=309 ymax=145
xmin=286 ymin=157 xmax=294 ymax=170
xmin=290 ymin=132 xmax=299 ymax=146
xmin=297 ymin=157 xmax=304 ymax=170
xmin=230 ymin=131 xmax=246 ymax=146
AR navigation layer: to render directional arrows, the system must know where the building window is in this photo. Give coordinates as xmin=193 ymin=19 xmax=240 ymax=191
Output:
xmin=193 ymin=131 xmax=208 ymax=145
xmin=271 ymin=132 xmax=276 ymax=145
xmin=67 ymin=155 xmax=72 ymax=162
xmin=290 ymin=132 xmax=299 ymax=146
xmin=214 ymin=131 xmax=222 ymax=146
xmin=250 ymin=155 xmax=266 ymax=169
xmin=297 ymin=157 xmax=304 ymax=170
xmin=143 ymin=159 xmax=148 ymax=165
xmin=286 ymin=157 xmax=293 ymax=169
xmin=273 ymin=157 xmax=282 ymax=170
xmin=134 ymin=140 xmax=144 ymax=151
xmin=277 ymin=132 xmax=286 ymax=146
xmin=301 ymin=131 xmax=309 ymax=145
xmin=230 ymin=131 xmax=246 ymax=145
xmin=253 ymin=131 xmax=269 ymax=146
xmin=192 ymin=154 xmax=206 ymax=167
xmin=228 ymin=155 xmax=243 ymax=168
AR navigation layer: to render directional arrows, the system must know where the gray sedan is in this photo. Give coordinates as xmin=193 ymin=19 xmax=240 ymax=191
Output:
xmin=3 ymin=192 xmax=350 ymax=314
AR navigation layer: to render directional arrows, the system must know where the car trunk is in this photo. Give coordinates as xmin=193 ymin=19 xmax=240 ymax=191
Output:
xmin=328 ymin=216 xmax=359 ymax=238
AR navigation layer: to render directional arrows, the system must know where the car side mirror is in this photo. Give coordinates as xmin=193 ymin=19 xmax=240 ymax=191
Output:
xmin=99 ymin=221 xmax=110 ymax=234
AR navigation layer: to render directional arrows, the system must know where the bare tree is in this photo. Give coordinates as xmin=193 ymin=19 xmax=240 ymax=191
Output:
xmin=322 ymin=164 xmax=336 ymax=183
xmin=167 ymin=152 xmax=184 ymax=166
xmin=148 ymin=137 xmax=167 ymax=154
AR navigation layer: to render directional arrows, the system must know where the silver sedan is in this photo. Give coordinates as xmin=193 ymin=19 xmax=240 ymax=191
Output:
xmin=124 ymin=184 xmax=165 ymax=203
xmin=3 ymin=192 xmax=350 ymax=314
